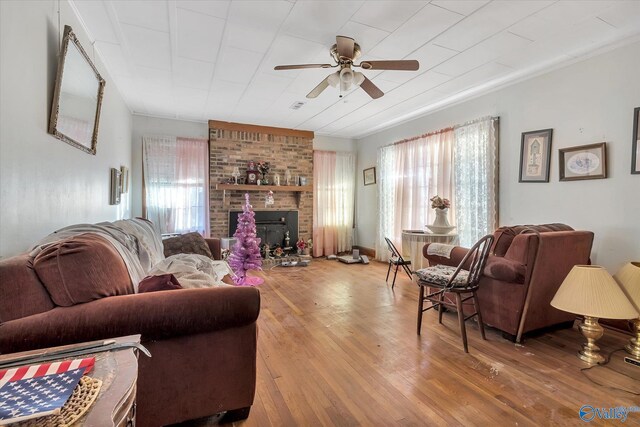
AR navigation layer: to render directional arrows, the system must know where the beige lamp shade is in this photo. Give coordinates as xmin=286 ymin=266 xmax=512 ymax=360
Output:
xmin=551 ymin=265 xmax=638 ymax=319
xmin=614 ymin=262 xmax=640 ymax=314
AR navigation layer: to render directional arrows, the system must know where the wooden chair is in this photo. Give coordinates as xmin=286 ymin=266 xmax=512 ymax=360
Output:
xmin=415 ymin=234 xmax=494 ymax=353
xmin=384 ymin=237 xmax=412 ymax=289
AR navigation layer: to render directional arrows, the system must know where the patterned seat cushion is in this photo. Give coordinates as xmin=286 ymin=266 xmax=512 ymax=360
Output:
xmin=415 ymin=264 xmax=469 ymax=287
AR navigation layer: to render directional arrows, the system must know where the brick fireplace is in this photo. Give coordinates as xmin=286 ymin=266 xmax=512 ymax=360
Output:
xmin=229 ymin=210 xmax=298 ymax=253
xmin=208 ymin=121 xmax=313 ymax=242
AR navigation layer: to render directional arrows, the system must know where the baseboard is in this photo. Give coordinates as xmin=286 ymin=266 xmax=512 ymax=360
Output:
xmin=353 ymin=245 xmax=375 ymax=258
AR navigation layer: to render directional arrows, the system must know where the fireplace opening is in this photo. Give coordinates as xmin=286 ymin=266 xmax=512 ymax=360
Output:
xmin=228 ymin=210 xmax=299 ymax=256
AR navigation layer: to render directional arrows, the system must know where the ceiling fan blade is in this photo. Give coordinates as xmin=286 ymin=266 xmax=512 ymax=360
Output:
xmin=274 ymin=64 xmax=333 ymax=70
xmin=360 ymin=76 xmax=384 ymax=99
xmin=336 ymin=35 xmax=355 ymax=59
xmin=358 ymin=60 xmax=419 ymax=71
xmin=306 ymin=75 xmax=331 ymax=99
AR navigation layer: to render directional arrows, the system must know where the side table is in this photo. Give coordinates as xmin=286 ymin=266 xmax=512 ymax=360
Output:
xmin=0 ymin=335 xmax=140 ymax=426
xmin=401 ymin=231 xmax=460 ymax=271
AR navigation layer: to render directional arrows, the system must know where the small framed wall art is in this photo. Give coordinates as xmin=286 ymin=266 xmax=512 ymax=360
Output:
xmin=519 ymin=129 xmax=552 ymax=182
xmin=120 ymin=166 xmax=129 ymax=193
xmin=110 ymin=167 xmax=121 ymax=205
xmin=632 ymin=107 xmax=639 ymax=174
xmin=559 ymin=142 xmax=607 ymax=181
xmin=363 ymin=167 xmax=376 ymax=186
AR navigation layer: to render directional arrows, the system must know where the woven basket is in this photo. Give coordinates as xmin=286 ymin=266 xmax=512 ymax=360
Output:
xmin=14 ymin=376 xmax=102 ymax=427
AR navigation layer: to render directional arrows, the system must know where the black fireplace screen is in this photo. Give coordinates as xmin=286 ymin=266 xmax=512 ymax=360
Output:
xmin=228 ymin=210 xmax=298 ymax=251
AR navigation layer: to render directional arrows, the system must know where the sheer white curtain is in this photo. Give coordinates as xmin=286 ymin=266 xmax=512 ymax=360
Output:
xmin=376 ymin=130 xmax=455 ymax=261
xmin=313 ymin=150 xmax=355 ymax=257
xmin=454 ymin=117 xmax=498 ymax=247
xmin=143 ymin=135 xmax=210 ymax=236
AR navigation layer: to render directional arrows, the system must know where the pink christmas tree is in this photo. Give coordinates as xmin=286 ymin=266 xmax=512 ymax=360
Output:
xmin=228 ymin=194 xmax=264 ymax=286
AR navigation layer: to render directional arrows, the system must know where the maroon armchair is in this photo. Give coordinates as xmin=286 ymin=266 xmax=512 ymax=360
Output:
xmin=423 ymin=224 xmax=594 ymax=342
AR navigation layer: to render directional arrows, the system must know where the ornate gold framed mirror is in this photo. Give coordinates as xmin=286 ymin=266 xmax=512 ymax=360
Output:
xmin=49 ymin=25 xmax=105 ymax=155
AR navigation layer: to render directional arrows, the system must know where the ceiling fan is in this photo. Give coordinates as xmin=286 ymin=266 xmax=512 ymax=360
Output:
xmin=274 ymin=35 xmax=419 ymax=100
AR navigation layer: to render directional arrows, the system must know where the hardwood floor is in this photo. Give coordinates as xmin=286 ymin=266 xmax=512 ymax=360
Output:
xmin=225 ymin=259 xmax=638 ymax=426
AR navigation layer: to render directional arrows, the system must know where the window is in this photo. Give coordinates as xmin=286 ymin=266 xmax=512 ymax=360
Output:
xmin=376 ymin=116 xmax=498 ymax=259
xmin=143 ymin=136 xmax=209 ymax=236
xmin=376 ymin=129 xmax=454 ymax=261
xmin=313 ymin=150 xmax=356 ymax=256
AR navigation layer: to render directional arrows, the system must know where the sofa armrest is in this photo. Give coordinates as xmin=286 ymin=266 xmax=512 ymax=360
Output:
xmin=206 ymin=238 xmax=222 ymax=260
xmin=422 ymin=243 xmax=470 ymax=269
xmin=0 ymin=287 xmax=260 ymax=354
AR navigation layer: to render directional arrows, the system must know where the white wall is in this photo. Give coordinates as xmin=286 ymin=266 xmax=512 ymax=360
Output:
xmin=314 ymin=135 xmax=356 ymax=152
xmin=0 ymin=0 xmax=133 ymax=257
xmin=131 ymin=114 xmax=208 ymax=217
xmin=356 ymin=41 xmax=640 ymax=272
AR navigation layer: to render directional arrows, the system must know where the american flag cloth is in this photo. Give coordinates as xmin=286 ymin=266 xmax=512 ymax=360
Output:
xmin=0 ymin=357 xmax=94 ymax=423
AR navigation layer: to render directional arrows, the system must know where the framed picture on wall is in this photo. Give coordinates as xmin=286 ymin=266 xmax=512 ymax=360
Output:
xmin=559 ymin=142 xmax=607 ymax=181
xmin=363 ymin=167 xmax=376 ymax=185
xmin=519 ymin=129 xmax=552 ymax=182
xmin=632 ymin=107 xmax=640 ymax=174
xmin=110 ymin=168 xmax=121 ymax=205
xmin=120 ymin=166 xmax=129 ymax=193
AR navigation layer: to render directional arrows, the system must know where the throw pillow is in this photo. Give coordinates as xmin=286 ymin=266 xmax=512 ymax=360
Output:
xmin=34 ymin=233 xmax=134 ymax=306
xmin=483 ymin=256 xmax=526 ymax=284
xmin=138 ymin=273 xmax=183 ymax=293
xmin=163 ymin=232 xmax=213 ymax=259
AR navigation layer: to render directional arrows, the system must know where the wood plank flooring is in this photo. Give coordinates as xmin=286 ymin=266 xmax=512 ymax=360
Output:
xmin=220 ymin=259 xmax=639 ymax=426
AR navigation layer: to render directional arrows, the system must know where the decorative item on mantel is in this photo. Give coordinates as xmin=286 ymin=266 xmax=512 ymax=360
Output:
xmin=246 ymin=161 xmax=258 ymax=185
xmin=285 ymin=169 xmax=292 ymax=186
xmin=426 ymin=195 xmax=455 ymax=234
xmin=227 ymin=194 xmax=263 ymax=286
xmin=257 ymin=162 xmax=270 ymax=185
xmin=232 ymin=167 xmax=241 ymax=185
xmin=274 ymin=174 xmax=280 ymax=186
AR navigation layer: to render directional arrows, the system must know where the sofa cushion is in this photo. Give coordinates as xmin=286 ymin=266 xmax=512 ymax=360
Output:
xmin=0 ymin=254 xmax=55 ymax=322
xmin=33 ymin=233 xmax=133 ymax=306
xmin=491 ymin=223 xmax=574 ymax=257
xmin=139 ymin=274 xmax=183 ymax=293
xmin=483 ymin=256 xmax=526 ymax=284
xmin=492 ymin=227 xmax=518 ymax=257
xmin=163 ymin=232 xmax=213 ymax=259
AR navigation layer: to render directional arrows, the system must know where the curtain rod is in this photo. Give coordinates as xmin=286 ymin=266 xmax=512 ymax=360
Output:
xmin=383 ymin=115 xmax=500 ymax=148
xmin=453 ymin=115 xmax=499 ymax=129
xmin=389 ymin=127 xmax=454 ymax=146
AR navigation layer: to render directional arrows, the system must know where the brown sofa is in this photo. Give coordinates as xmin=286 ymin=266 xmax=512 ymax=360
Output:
xmin=0 ymin=228 xmax=259 ymax=426
xmin=423 ymin=224 xmax=594 ymax=342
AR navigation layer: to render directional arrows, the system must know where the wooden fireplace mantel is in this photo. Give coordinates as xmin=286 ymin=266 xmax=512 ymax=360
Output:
xmin=215 ymin=184 xmax=312 ymax=207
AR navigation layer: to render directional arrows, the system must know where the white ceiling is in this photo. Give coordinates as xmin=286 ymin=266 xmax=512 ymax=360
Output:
xmin=70 ymin=0 xmax=640 ymax=138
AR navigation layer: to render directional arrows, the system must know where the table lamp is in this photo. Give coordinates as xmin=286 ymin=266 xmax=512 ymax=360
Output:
xmin=550 ymin=265 xmax=638 ymax=364
xmin=614 ymin=262 xmax=640 ymax=357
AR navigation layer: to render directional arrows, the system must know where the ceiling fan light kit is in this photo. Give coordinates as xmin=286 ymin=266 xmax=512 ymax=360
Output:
xmin=274 ymin=35 xmax=419 ymax=100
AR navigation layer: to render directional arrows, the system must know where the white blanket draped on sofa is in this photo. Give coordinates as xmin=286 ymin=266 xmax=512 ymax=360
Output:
xmin=30 ymin=218 xmax=230 ymax=290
